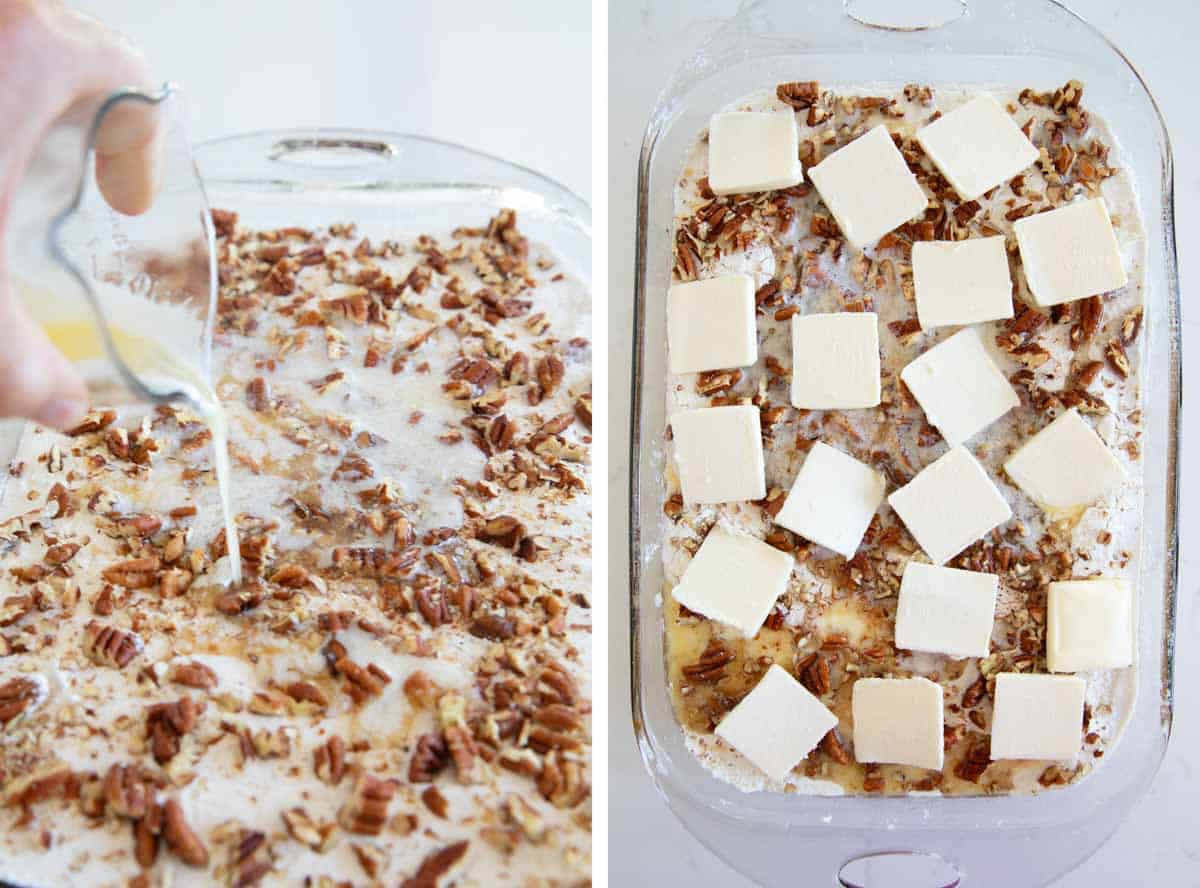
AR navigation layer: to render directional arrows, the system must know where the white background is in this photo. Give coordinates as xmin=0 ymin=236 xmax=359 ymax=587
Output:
xmin=609 ymin=1 xmax=1198 ymax=885
xmin=73 ymin=0 xmax=592 ymax=201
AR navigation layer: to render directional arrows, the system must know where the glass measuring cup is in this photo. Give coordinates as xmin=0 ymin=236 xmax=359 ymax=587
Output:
xmin=7 ymin=82 xmax=218 ymax=409
xmin=6 ymin=82 xmax=241 ymax=583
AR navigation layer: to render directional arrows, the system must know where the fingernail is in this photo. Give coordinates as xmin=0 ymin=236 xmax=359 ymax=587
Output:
xmin=37 ymin=397 xmax=89 ymax=431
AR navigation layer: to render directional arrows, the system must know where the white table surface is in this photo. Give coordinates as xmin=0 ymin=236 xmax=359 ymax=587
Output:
xmin=608 ymin=1 xmax=1199 ymax=885
xmin=72 ymin=0 xmax=591 ymax=202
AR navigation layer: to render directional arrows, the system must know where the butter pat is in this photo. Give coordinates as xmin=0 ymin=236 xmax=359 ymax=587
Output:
xmin=667 ymin=275 xmax=757 ymax=374
xmin=915 ymin=95 xmax=1039 ymax=200
xmin=888 ymin=446 xmax=1012 ymax=565
xmin=912 ymin=237 xmax=1015 ymax=329
xmin=775 ymin=442 xmax=885 ymax=559
xmin=852 ymin=677 xmax=944 ymax=770
xmin=715 ymin=664 xmax=838 ymax=782
xmin=1014 ymin=198 xmax=1127 ymax=307
xmin=708 ymin=112 xmax=803 ymax=196
xmin=790 ymin=312 xmax=881 ymax=409
xmin=672 ymin=527 xmax=794 ymax=638
xmin=1047 ymin=578 xmax=1134 ymax=673
xmin=990 ymin=673 xmax=1086 ymax=760
xmin=900 ymin=326 xmax=1019 ymax=446
xmin=895 ymin=561 xmax=997 ymax=658
xmin=807 ymin=125 xmax=927 ymax=249
xmin=1004 ymin=408 xmax=1128 ymax=518
xmin=670 ymin=405 xmax=766 ymax=505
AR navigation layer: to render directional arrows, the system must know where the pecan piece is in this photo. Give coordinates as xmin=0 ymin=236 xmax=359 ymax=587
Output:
xmin=469 ymin=611 xmax=515 ymax=641
xmin=103 ymin=763 xmax=149 ymax=819
xmin=162 ymin=798 xmax=208 ymax=866
xmin=145 ymin=697 xmax=201 ymax=764
xmin=410 ymin=732 xmax=451 ymax=783
xmin=0 ymin=677 xmax=41 ymax=726
xmin=338 ymin=773 xmax=396 ymax=836
xmin=401 ymin=840 xmax=470 ymax=888
xmin=534 ymin=354 xmax=565 ymax=399
xmin=680 ymin=638 xmax=735 ymax=684
xmin=776 ymin=80 xmax=819 ymax=109
xmin=1105 ymin=338 xmax=1131 ymax=378
xmin=313 ymin=736 xmax=347 ymax=785
xmin=101 ymin=556 xmax=161 ymax=589
xmin=477 ymin=515 xmax=526 ymax=549
xmin=282 ymin=806 xmax=335 ymax=851
xmin=83 ymin=620 xmax=141 ymax=668
xmin=172 ymin=661 xmax=218 ymax=690
xmin=66 ymin=408 xmax=117 ymax=437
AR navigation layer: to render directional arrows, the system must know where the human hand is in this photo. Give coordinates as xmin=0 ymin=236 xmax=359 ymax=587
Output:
xmin=0 ymin=0 xmax=159 ymax=430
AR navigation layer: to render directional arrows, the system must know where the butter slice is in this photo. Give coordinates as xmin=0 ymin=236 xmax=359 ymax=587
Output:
xmin=888 ymin=446 xmax=1012 ymax=565
xmin=708 ymin=112 xmax=803 ymax=196
xmin=1004 ymin=408 xmax=1128 ymax=519
xmin=715 ymin=664 xmax=838 ymax=782
xmin=895 ymin=561 xmax=997 ymax=658
xmin=990 ymin=673 xmax=1086 ymax=760
xmin=670 ymin=405 xmax=765 ymax=505
xmin=672 ymin=527 xmax=794 ymax=638
xmin=1014 ymin=198 xmax=1127 ymax=307
xmin=912 ymin=237 xmax=1015 ymax=329
xmin=775 ymin=442 xmax=885 ymax=559
xmin=1047 ymin=578 xmax=1134 ymax=673
xmin=901 ymin=326 xmax=1019 ymax=446
xmin=852 ymin=677 xmax=944 ymax=770
xmin=790 ymin=312 xmax=881 ymax=409
xmin=915 ymin=95 xmax=1039 ymax=201
xmin=667 ymin=275 xmax=757 ymax=374
xmin=807 ymin=125 xmax=928 ymax=249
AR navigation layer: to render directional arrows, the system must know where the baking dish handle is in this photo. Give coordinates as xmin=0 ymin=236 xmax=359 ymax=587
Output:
xmin=842 ymin=0 xmax=967 ymax=32
xmin=837 ymin=851 xmax=961 ymax=887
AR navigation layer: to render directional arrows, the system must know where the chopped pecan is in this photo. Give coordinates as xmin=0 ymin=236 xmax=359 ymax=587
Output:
xmin=66 ymin=408 xmax=117 ymax=436
xmin=798 ymin=653 xmax=830 ymax=697
xmin=335 ymin=657 xmax=390 ymax=704
xmin=169 ymin=661 xmax=217 ymax=690
xmin=477 ymin=515 xmax=526 ymax=549
xmin=535 ymin=354 xmax=565 ymax=399
xmin=439 ymin=693 xmax=481 ymax=784
xmin=338 ymin=773 xmax=396 ymax=836
xmin=776 ymin=80 xmax=819 ymax=109
xmin=313 ymin=735 xmax=347 ymax=785
xmin=0 ymin=677 xmax=41 ymax=726
xmin=83 ymin=621 xmax=141 ymax=668
xmin=162 ymin=798 xmax=208 ymax=866
xmin=1106 ymin=338 xmax=1131 ymax=378
xmin=1121 ymin=306 xmax=1144 ymax=344
xmin=44 ymin=542 xmax=80 ymax=565
xmin=101 ymin=556 xmax=161 ymax=589
xmin=282 ymin=806 xmax=334 ymax=851
xmin=401 ymin=840 xmax=470 ymax=888
xmin=680 ymin=638 xmax=735 ymax=684
xmin=145 ymin=697 xmax=201 ymax=764
xmin=470 ymin=611 xmax=515 ymax=641
xmin=821 ymin=728 xmax=851 ymax=765
xmin=214 ymin=580 xmax=265 ymax=616
xmin=421 ymin=785 xmax=450 ymax=819
xmin=103 ymin=763 xmax=149 ymax=819
xmin=410 ymin=732 xmax=451 ymax=783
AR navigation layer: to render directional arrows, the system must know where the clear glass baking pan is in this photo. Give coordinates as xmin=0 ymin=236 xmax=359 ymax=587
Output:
xmin=627 ymin=2 xmax=1179 ymax=886
xmin=0 ymin=127 xmax=590 ymax=510
xmin=0 ymin=131 xmax=589 ymax=888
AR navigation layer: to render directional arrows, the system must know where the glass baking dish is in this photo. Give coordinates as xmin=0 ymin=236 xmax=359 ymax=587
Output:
xmin=0 ymin=127 xmax=590 ymax=508
xmin=627 ymin=2 xmax=1179 ymax=886
xmin=0 ymin=131 xmax=590 ymax=888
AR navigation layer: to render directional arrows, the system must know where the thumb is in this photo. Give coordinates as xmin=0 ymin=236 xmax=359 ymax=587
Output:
xmin=0 ymin=294 xmax=89 ymax=430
